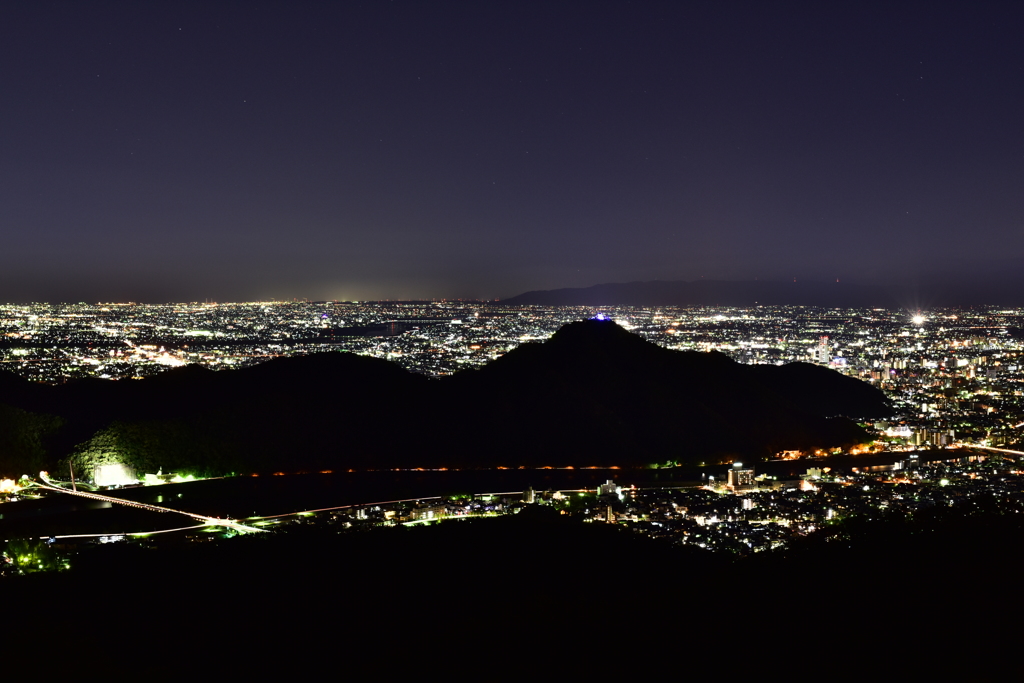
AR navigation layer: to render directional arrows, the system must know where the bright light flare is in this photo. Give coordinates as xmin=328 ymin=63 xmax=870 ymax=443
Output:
xmin=911 ymin=315 xmax=926 ymax=325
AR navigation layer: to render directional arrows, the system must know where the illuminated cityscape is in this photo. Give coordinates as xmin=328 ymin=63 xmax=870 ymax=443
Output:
xmin=5 ymin=1 xmax=1022 ymax=665
xmin=1 ymin=301 xmax=1022 ymax=574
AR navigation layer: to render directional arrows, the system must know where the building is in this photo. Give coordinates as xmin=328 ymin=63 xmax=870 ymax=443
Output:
xmin=810 ymin=335 xmax=831 ymax=365
xmin=597 ymin=479 xmax=621 ymax=500
xmin=727 ymin=463 xmax=756 ymax=491
xmin=409 ymin=505 xmax=446 ymax=521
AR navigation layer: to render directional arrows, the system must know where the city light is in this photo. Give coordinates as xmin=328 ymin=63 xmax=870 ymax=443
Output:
xmin=0 ymin=301 xmax=1022 ymax=559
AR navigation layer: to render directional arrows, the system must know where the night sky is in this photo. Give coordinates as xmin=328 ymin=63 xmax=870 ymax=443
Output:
xmin=2 ymin=2 xmax=1022 ymax=303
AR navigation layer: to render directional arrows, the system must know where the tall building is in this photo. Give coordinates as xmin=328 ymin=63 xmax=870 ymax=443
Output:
xmin=727 ymin=463 xmax=755 ymax=491
xmin=810 ymin=336 xmax=831 ymax=365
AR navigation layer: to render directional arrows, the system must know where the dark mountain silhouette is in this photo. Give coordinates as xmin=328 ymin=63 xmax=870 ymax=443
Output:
xmin=747 ymin=361 xmax=891 ymax=418
xmin=0 ymin=320 xmax=890 ymax=476
xmin=449 ymin=319 xmax=889 ymax=465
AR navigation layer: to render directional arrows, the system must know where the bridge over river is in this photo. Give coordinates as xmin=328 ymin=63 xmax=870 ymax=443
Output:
xmin=30 ymin=475 xmax=263 ymax=535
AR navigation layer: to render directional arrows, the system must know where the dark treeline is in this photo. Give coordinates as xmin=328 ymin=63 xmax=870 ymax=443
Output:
xmin=0 ymin=320 xmax=891 ymax=478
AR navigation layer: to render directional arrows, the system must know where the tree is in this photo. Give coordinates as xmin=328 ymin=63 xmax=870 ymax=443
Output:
xmin=3 ymin=538 xmax=64 ymax=574
xmin=0 ymin=404 xmax=62 ymax=477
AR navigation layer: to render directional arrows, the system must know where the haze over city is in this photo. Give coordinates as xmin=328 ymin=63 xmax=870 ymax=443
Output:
xmin=3 ymin=2 xmax=1022 ymax=303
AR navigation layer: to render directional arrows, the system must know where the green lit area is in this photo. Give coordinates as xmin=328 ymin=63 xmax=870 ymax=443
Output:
xmin=2 ymin=539 xmax=67 ymax=575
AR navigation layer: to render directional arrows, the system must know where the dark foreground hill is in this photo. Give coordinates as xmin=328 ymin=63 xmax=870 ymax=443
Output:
xmin=0 ymin=320 xmax=890 ymax=477
xmin=3 ymin=503 xmax=1019 ymax=675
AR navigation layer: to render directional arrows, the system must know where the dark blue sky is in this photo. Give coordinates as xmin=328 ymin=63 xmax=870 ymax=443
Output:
xmin=2 ymin=1 xmax=1022 ymax=302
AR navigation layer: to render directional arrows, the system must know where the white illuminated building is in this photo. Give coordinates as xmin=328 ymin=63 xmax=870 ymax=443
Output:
xmin=93 ymin=463 xmax=138 ymax=487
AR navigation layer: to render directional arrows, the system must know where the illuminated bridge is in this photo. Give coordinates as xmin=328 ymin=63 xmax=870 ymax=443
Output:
xmin=30 ymin=476 xmax=263 ymax=534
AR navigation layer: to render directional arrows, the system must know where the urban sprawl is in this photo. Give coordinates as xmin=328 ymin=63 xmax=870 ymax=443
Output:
xmin=1 ymin=301 xmax=1023 ymax=566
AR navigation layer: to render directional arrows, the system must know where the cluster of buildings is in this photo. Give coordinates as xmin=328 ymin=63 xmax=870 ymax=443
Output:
xmin=302 ymin=450 xmax=1019 ymax=557
xmin=597 ymin=452 xmax=1021 ymax=554
xmin=237 ymin=445 xmax=1021 ymax=560
xmin=0 ymin=300 xmax=552 ymax=381
xmin=330 ymin=493 xmax=518 ymax=527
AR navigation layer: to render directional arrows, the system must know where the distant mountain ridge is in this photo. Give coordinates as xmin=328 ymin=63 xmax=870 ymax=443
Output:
xmin=0 ymin=320 xmax=891 ymax=476
xmin=500 ymin=279 xmax=898 ymax=307
xmin=499 ymin=276 xmax=1024 ymax=307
